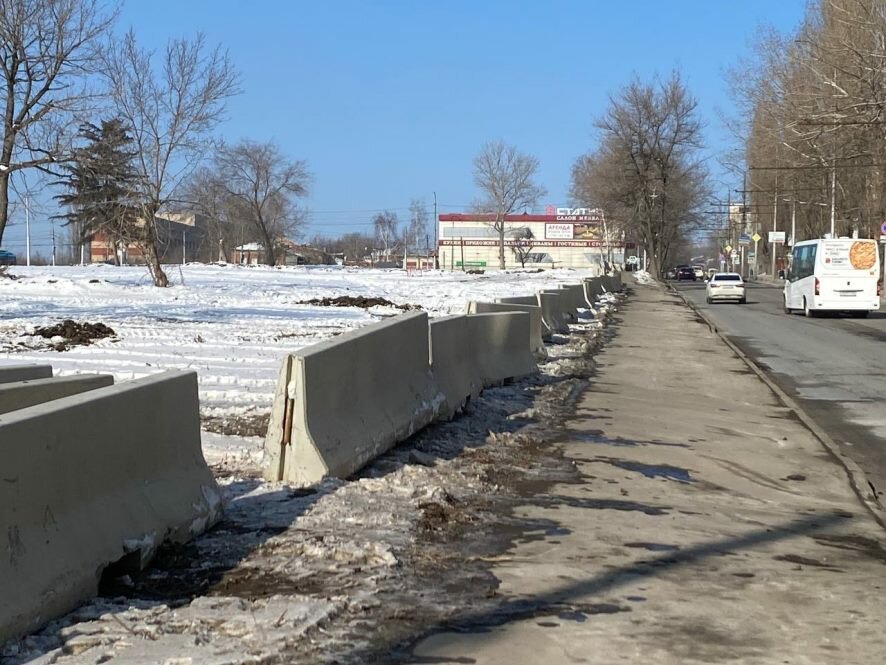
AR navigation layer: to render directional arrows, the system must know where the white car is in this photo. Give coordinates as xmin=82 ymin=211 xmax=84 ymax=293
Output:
xmin=706 ymin=272 xmax=746 ymax=304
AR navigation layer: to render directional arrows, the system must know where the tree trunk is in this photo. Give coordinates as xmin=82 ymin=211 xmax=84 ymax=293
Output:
xmin=142 ymin=238 xmax=169 ymax=286
xmin=498 ymin=218 xmax=506 ymax=270
xmin=0 ymin=172 xmax=9 ymax=247
xmin=140 ymin=211 xmax=169 ymax=286
xmin=260 ymin=227 xmax=276 ymax=266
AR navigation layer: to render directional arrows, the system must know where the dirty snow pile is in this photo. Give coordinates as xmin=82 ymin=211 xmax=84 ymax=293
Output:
xmin=0 ymin=263 xmax=589 ymax=425
xmin=632 ymin=269 xmax=655 ymax=284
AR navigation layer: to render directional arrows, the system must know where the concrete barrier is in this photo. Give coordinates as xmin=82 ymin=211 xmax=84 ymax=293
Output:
xmin=559 ymin=284 xmax=589 ymax=313
xmin=536 ymin=291 xmax=571 ymax=334
xmin=500 ymin=295 xmax=553 ymax=336
xmin=584 ymin=277 xmax=605 ymax=304
xmin=429 ymin=315 xmax=482 ymax=419
xmin=263 ymin=311 xmax=440 ymax=486
xmin=0 ymin=364 xmax=52 ymax=384
xmin=0 ymin=371 xmax=221 ymax=644
xmin=468 ymin=301 xmax=547 ymax=355
xmin=497 ymin=295 xmax=538 ymax=306
xmin=0 ymin=374 xmax=114 ymax=415
xmin=467 ymin=311 xmax=537 ymax=386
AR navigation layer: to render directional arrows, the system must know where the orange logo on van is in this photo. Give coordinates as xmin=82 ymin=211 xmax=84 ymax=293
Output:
xmin=849 ymin=241 xmax=877 ymax=270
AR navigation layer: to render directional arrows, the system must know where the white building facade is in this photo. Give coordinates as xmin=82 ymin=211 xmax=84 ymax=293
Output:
xmin=437 ymin=207 xmax=637 ymax=270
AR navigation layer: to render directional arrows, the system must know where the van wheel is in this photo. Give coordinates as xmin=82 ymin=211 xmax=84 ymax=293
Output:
xmin=706 ymin=297 xmax=712 ymax=304
xmin=803 ymin=298 xmax=815 ymax=318
xmin=783 ymin=298 xmax=791 ymax=314
xmin=850 ymin=310 xmax=870 ymax=319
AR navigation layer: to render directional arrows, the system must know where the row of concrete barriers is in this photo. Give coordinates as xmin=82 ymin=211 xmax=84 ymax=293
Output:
xmin=0 ymin=272 xmax=622 ymax=643
xmin=262 ymin=273 xmax=623 ymax=487
xmin=0 ymin=364 xmax=222 ymax=644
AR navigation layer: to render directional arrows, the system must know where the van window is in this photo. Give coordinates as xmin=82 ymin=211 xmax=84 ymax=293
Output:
xmin=794 ymin=244 xmax=816 ymax=279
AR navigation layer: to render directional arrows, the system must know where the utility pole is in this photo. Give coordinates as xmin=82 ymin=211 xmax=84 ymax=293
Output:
xmin=182 ymin=230 xmax=187 ymax=264
xmin=830 ymin=66 xmax=837 ymax=237
xmin=51 ymin=220 xmax=57 ymax=267
xmin=829 ymin=166 xmax=836 ymax=237
xmin=24 ymin=194 xmax=31 ymax=267
xmin=742 ymin=173 xmax=747 ymax=279
xmin=433 ymin=191 xmax=438 ymax=268
xmin=771 ymin=186 xmax=778 ymax=279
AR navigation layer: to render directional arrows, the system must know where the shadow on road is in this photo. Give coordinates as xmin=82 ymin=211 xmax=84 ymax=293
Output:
xmin=345 ymin=511 xmax=851 ymax=664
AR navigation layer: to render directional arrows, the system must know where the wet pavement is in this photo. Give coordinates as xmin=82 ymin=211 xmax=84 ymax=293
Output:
xmin=406 ymin=283 xmax=886 ymax=664
xmin=675 ymin=281 xmax=886 ymax=507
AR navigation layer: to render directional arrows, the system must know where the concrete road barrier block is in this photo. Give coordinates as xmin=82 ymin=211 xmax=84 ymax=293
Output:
xmin=467 ymin=311 xmax=537 ymax=386
xmin=0 ymin=364 xmax=52 ymax=385
xmin=584 ymin=277 xmax=604 ymax=304
xmin=263 ymin=311 xmax=440 ymax=486
xmin=0 ymin=374 xmax=114 ymax=415
xmin=536 ymin=291 xmax=571 ymax=334
xmin=429 ymin=315 xmax=482 ymax=419
xmin=470 ymin=301 xmax=547 ymax=355
xmin=0 ymin=371 xmax=222 ymax=644
xmin=559 ymin=284 xmax=588 ymax=313
xmin=500 ymin=295 xmax=553 ymax=336
xmin=497 ymin=295 xmax=538 ymax=306
xmin=552 ymin=288 xmax=580 ymax=321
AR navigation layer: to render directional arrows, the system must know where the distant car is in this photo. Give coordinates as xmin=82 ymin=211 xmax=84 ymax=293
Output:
xmin=692 ymin=265 xmax=705 ymax=279
xmin=0 ymin=249 xmax=16 ymax=266
xmin=706 ymin=268 xmax=718 ymax=281
xmin=675 ymin=266 xmax=696 ymax=281
xmin=706 ymin=272 xmax=746 ymax=304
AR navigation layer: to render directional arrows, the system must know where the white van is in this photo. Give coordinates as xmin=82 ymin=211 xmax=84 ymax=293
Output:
xmin=783 ymin=238 xmax=881 ymax=317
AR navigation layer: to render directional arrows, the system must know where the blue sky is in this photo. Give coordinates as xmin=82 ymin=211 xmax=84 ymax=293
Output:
xmin=4 ymin=0 xmax=808 ymax=256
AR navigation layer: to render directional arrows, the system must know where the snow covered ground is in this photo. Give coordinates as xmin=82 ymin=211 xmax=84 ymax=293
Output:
xmin=0 ymin=263 xmax=592 ymax=422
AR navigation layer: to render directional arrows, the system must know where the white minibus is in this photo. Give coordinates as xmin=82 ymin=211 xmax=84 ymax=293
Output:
xmin=783 ymin=238 xmax=881 ymax=317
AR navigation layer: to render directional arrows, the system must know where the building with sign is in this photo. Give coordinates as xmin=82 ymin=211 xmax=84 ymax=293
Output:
xmin=437 ymin=208 xmax=637 ymax=270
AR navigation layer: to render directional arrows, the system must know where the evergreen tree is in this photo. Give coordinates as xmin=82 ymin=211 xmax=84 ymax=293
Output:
xmin=55 ymin=119 xmax=141 ymax=265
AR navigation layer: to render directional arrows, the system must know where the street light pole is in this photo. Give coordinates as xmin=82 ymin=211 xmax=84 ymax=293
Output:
xmin=24 ymin=194 xmax=31 ymax=267
xmin=829 ymin=165 xmax=836 ymax=237
xmin=771 ymin=188 xmax=778 ymax=278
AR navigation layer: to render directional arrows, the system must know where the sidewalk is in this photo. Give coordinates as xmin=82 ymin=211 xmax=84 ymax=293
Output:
xmin=409 ymin=282 xmax=886 ymax=664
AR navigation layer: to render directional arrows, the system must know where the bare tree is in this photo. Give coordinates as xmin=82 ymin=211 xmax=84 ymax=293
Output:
xmin=372 ymin=210 xmax=399 ymax=260
xmin=472 ymin=141 xmax=546 ymax=270
xmin=572 ymin=73 xmax=709 ymax=278
xmin=102 ymin=30 xmax=238 ymax=286
xmin=177 ymin=166 xmax=236 ymax=262
xmin=203 ymin=140 xmax=310 ymax=266
xmin=0 ymin=0 xmax=117 ymax=246
xmin=728 ymin=0 xmax=886 ymax=253
xmin=509 ymin=226 xmax=535 ymax=268
xmin=406 ymin=198 xmax=429 ymax=254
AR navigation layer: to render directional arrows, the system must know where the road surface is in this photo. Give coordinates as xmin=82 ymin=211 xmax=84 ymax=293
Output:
xmin=675 ymin=280 xmax=886 ymax=499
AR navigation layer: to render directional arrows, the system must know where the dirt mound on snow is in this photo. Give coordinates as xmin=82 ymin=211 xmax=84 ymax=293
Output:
xmin=32 ymin=319 xmax=116 ymax=351
xmin=299 ymin=295 xmax=421 ymax=310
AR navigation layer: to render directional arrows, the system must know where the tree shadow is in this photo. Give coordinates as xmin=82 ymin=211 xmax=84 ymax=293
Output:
xmin=343 ymin=511 xmax=851 ymax=664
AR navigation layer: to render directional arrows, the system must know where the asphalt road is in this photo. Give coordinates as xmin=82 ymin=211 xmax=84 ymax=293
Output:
xmin=675 ymin=280 xmax=886 ymax=498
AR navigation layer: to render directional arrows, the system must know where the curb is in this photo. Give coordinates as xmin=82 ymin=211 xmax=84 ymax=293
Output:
xmin=668 ymin=285 xmax=886 ymax=532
